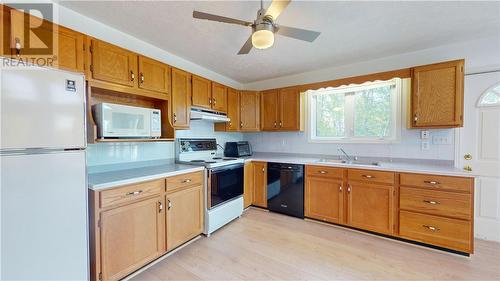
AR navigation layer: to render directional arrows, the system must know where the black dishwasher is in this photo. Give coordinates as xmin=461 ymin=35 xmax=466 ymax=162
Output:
xmin=267 ymin=162 xmax=304 ymax=218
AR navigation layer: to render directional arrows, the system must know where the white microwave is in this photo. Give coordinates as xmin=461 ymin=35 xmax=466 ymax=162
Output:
xmin=93 ymin=103 xmax=161 ymax=138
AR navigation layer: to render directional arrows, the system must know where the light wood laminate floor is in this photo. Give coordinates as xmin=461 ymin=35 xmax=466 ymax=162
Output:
xmin=131 ymin=208 xmax=500 ymax=281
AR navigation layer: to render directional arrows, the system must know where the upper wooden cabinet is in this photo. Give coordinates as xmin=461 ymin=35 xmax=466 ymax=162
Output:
xmin=261 ymin=87 xmax=303 ymax=131
xmin=410 ymin=59 xmax=464 ymax=128
xmin=138 ymin=56 xmax=170 ymax=95
xmin=226 ymin=88 xmax=241 ymax=131
xmin=89 ymin=39 xmax=138 ymax=87
xmin=3 ymin=7 xmax=84 ymax=73
xmin=171 ymin=67 xmax=191 ymax=129
xmin=211 ymin=82 xmax=227 ymax=112
xmin=191 ymin=75 xmax=212 ymax=109
xmin=240 ymin=91 xmax=261 ymax=131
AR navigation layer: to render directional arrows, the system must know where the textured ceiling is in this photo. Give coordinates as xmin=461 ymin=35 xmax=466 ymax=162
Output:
xmin=58 ymin=1 xmax=500 ymax=83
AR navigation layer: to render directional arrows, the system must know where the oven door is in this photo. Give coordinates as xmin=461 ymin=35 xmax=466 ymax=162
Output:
xmin=207 ymin=163 xmax=244 ymax=209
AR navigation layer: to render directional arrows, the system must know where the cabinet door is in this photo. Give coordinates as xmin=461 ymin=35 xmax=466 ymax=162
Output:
xmin=253 ymin=162 xmax=267 ymax=208
xmin=138 ymin=56 xmax=170 ymax=94
xmin=90 ymin=39 xmax=138 ymax=87
xmin=100 ymin=197 xmax=165 ymax=281
xmin=279 ymin=87 xmax=301 ymax=131
xmin=211 ymin=82 xmax=227 ymax=112
xmin=171 ymin=68 xmax=191 ymax=128
xmin=243 ymin=162 xmax=254 ymax=208
xmin=191 ymin=75 xmax=212 ymax=109
xmin=305 ymin=177 xmax=343 ymax=224
xmin=347 ymin=182 xmax=394 ymax=235
xmin=240 ymin=91 xmax=260 ymax=131
xmin=55 ymin=26 xmax=84 ymax=73
xmin=166 ymin=185 xmax=203 ymax=251
xmin=227 ymin=88 xmax=240 ymax=131
xmin=411 ymin=60 xmax=464 ymax=128
xmin=261 ymin=90 xmax=279 ymax=131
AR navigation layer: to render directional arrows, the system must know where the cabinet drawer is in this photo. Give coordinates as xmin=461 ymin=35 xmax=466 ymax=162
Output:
xmin=348 ymin=169 xmax=394 ymax=185
xmin=166 ymin=171 xmax=203 ymax=193
xmin=400 ymin=187 xmax=471 ymax=220
xmin=400 ymin=173 xmax=472 ymax=193
xmin=400 ymin=211 xmax=472 ymax=253
xmin=100 ymin=179 xmax=164 ymax=208
xmin=306 ymin=165 xmax=343 ymax=179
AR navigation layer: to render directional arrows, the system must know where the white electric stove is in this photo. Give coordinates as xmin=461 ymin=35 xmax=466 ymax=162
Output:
xmin=176 ymin=138 xmax=244 ymax=235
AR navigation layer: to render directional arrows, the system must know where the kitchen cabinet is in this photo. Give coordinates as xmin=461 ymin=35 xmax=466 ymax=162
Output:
xmin=100 ymin=196 xmax=165 ymax=281
xmin=191 ymin=75 xmax=212 ymax=109
xmin=410 ymin=59 xmax=464 ymax=128
xmin=347 ymin=169 xmax=394 ymax=235
xmin=211 ymin=82 xmax=227 ymax=112
xmin=399 ymin=172 xmax=474 ymax=253
xmin=89 ymin=39 xmax=138 ymax=87
xmin=166 ymin=184 xmax=203 ymax=251
xmin=244 ymin=162 xmax=254 ymax=208
xmin=261 ymin=87 xmax=303 ymax=131
xmin=171 ymin=67 xmax=191 ymax=129
xmin=138 ymin=55 xmax=170 ymax=95
xmin=240 ymin=91 xmax=261 ymax=131
xmin=304 ymin=166 xmax=344 ymax=224
xmin=252 ymin=161 xmax=267 ymax=208
xmin=226 ymin=88 xmax=241 ymax=131
xmin=4 ymin=7 xmax=84 ymax=73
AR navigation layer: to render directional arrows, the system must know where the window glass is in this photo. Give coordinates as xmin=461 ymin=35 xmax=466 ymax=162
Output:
xmin=354 ymin=85 xmax=392 ymax=138
xmin=315 ymin=93 xmax=345 ymax=137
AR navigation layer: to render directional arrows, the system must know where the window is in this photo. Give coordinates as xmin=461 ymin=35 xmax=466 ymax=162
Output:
xmin=478 ymin=83 xmax=500 ymax=107
xmin=308 ymin=78 xmax=402 ymax=143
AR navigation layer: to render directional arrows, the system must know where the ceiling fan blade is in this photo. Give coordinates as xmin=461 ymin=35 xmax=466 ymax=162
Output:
xmin=237 ymin=36 xmax=253 ymax=55
xmin=265 ymin=0 xmax=291 ymax=20
xmin=193 ymin=10 xmax=252 ymax=27
xmin=276 ymin=25 xmax=320 ymax=42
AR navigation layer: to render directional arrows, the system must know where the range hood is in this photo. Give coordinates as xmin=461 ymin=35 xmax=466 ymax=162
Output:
xmin=190 ymin=108 xmax=230 ymax=122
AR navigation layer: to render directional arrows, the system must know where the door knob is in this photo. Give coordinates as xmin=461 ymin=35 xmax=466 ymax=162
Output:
xmin=463 ymin=165 xmax=472 ymax=172
xmin=464 ymin=154 xmax=472 ymax=160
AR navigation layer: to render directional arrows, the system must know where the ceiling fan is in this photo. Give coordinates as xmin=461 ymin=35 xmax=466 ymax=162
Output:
xmin=193 ymin=0 xmax=321 ymax=55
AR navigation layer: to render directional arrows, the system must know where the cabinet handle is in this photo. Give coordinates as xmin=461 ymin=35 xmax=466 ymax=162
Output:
xmin=158 ymin=201 xmax=163 ymax=213
xmin=414 ymin=114 xmax=418 ymax=122
xmin=14 ymin=37 xmax=21 ymax=56
xmin=240 ymin=122 xmax=243 ymax=128
xmin=279 ymin=121 xmax=282 ymax=128
xmin=262 ymin=167 xmax=265 ymax=172
xmin=209 ymin=98 xmax=212 ymax=105
xmin=422 ymin=225 xmax=440 ymax=232
xmin=167 ymin=199 xmax=172 ymax=210
xmin=182 ymin=179 xmax=192 ymax=183
xmin=318 ymin=170 xmax=328 ymax=174
xmin=423 ymin=200 xmax=440 ymax=205
xmin=126 ymin=190 xmax=143 ymax=196
xmin=140 ymin=72 xmax=144 ymax=84
xmin=213 ymin=98 xmax=216 ymax=105
xmin=339 ymin=185 xmax=342 ymax=192
xmin=362 ymin=175 xmax=374 ymax=179
xmin=173 ymin=113 xmax=177 ymax=123
xmin=274 ymin=121 xmax=277 ymax=128
xmin=424 ymin=180 xmax=440 ymax=185
xmin=130 ymin=71 xmax=135 ymax=81
xmin=229 ymin=122 xmax=232 ymax=127
xmin=347 ymin=184 xmax=351 ymax=193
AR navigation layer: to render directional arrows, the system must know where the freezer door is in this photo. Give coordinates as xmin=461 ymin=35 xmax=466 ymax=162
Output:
xmin=1 ymin=151 xmax=89 ymax=280
xmin=1 ymin=65 xmax=86 ymax=150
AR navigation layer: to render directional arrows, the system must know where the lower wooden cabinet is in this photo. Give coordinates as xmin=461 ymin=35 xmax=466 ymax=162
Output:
xmin=347 ymin=182 xmax=394 ymax=235
xmin=304 ymin=166 xmax=344 ymax=224
xmin=252 ymin=161 xmax=267 ymax=208
xmin=166 ymin=184 xmax=203 ymax=251
xmin=243 ymin=162 xmax=254 ymax=208
xmin=100 ymin=196 xmax=165 ymax=281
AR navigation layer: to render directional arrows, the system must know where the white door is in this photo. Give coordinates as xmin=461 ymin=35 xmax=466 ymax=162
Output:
xmin=458 ymin=72 xmax=500 ymax=242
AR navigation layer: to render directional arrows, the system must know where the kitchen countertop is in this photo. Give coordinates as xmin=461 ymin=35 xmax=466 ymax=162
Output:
xmin=244 ymin=152 xmax=475 ymax=177
xmin=88 ymin=160 xmax=204 ymax=191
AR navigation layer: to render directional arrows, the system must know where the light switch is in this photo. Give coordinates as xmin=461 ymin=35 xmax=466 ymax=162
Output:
xmin=421 ymin=141 xmax=430 ymax=150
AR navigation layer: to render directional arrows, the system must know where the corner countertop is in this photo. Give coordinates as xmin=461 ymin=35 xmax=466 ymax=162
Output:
xmin=88 ymin=160 xmax=204 ymax=191
xmin=243 ymin=152 xmax=475 ymax=178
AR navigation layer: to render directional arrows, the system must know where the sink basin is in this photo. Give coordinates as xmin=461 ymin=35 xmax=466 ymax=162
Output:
xmin=318 ymin=159 xmax=380 ymax=166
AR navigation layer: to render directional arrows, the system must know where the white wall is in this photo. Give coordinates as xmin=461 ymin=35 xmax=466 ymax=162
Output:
xmin=243 ymin=35 xmax=500 ymax=90
xmin=87 ymin=142 xmax=173 ymax=167
xmin=50 ymin=2 xmax=242 ymax=89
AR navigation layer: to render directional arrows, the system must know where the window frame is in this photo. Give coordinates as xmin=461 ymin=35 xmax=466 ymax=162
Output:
xmin=307 ymin=78 xmax=403 ymax=144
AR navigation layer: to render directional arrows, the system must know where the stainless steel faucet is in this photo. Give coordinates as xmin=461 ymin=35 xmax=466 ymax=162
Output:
xmin=338 ymin=148 xmax=352 ymax=162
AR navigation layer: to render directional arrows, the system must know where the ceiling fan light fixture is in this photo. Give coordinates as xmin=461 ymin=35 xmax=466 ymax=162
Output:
xmin=252 ymin=29 xmax=274 ymax=49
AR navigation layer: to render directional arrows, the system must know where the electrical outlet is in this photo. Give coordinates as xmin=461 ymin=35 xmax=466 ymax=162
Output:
xmin=432 ymin=135 xmax=451 ymax=145
xmin=421 ymin=141 xmax=430 ymax=150
xmin=421 ymin=130 xmax=430 ymax=139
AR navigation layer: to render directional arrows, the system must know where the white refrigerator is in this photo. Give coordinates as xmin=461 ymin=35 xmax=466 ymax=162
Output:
xmin=1 ymin=63 xmax=89 ymax=280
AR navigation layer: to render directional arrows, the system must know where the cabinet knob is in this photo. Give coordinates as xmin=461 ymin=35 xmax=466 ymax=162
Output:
xmin=14 ymin=38 xmax=21 ymax=57
xmin=422 ymin=225 xmax=440 ymax=232
xmin=240 ymin=122 xmax=243 ymax=128
xmin=213 ymin=98 xmax=216 ymax=105
xmin=140 ymin=72 xmax=145 ymax=83
xmin=209 ymin=98 xmax=212 ymax=105
xmin=347 ymin=185 xmax=351 ymax=193
xmin=424 ymin=180 xmax=439 ymax=185
xmin=167 ymin=199 xmax=172 ymax=210
xmin=262 ymin=167 xmax=265 ymax=172
xmin=274 ymin=121 xmax=277 ymax=128
xmin=158 ymin=201 xmax=163 ymax=213
xmin=130 ymin=71 xmax=135 ymax=81
xmin=339 ymin=185 xmax=342 ymax=192
xmin=126 ymin=190 xmax=143 ymax=196
xmin=173 ymin=113 xmax=177 ymax=123
xmin=423 ymin=200 xmax=440 ymax=205
xmin=182 ymin=179 xmax=192 ymax=183
xmin=279 ymin=121 xmax=282 ymax=128
xmin=318 ymin=170 xmax=328 ymax=174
